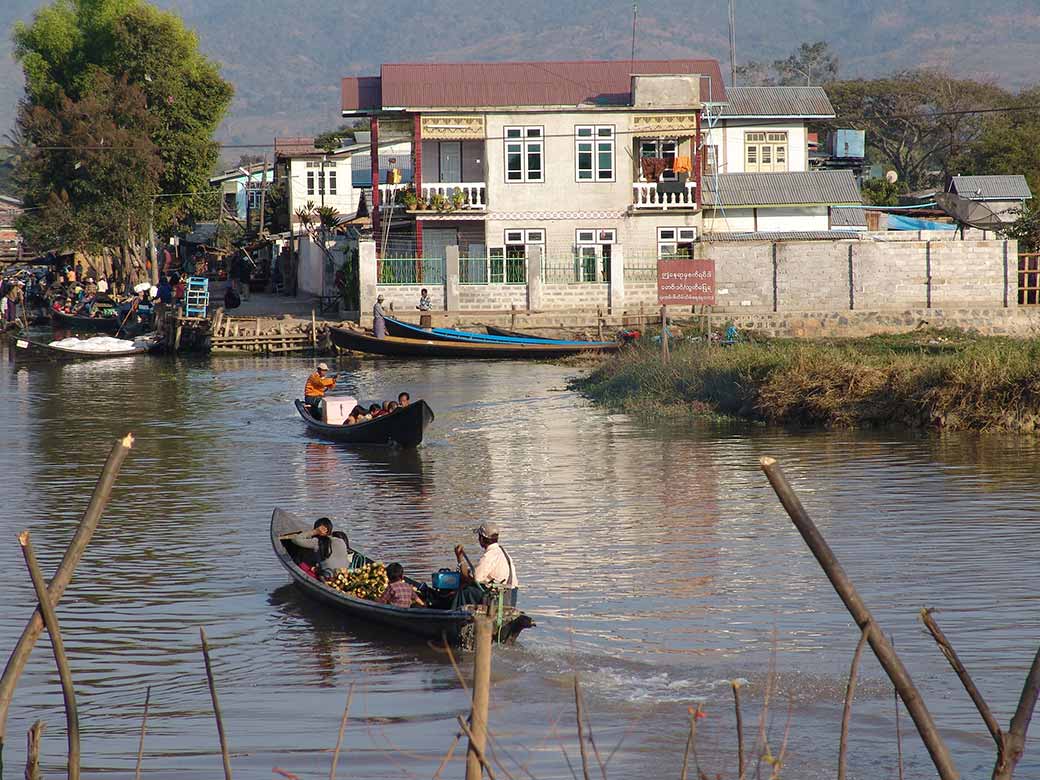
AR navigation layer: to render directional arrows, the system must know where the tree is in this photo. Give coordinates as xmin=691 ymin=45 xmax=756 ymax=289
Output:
xmin=773 ymin=41 xmax=838 ymax=86
xmin=735 ymin=60 xmax=774 ymax=87
xmin=955 ymin=87 xmax=1040 ymax=198
xmin=1003 ymin=203 xmax=1040 ymax=252
xmin=12 ymin=0 xmax=232 ymax=267
xmin=826 ymin=71 xmax=1009 ymax=189
xmin=860 ymin=177 xmax=907 ymax=206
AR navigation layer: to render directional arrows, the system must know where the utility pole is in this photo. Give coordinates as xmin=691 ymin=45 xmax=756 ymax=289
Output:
xmin=258 ymin=154 xmax=268 ymax=238
xmin=728 ymin=0 xmax=737 ymax=86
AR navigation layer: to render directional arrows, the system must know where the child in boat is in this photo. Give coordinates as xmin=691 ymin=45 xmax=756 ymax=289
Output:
xmin=369 ymin=403 xmax=385 ymax=418
xmin=386 ymin=401 xmax=399 ymax=413
xmin=343 ymin=405 xmax=366 ymax=425
xmin=377 ymin=563 xmax=425 ymax=608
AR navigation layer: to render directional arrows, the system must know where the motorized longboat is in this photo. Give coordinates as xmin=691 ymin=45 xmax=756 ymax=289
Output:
xmin=383 ymin=316 xmax=608 ymax=347
xmin=11 ymin=334 xmax=161 ymax=360
xmin=330 ymin=325 xmax=619 ymax=359
xmin=294 ymin=396 xmax=434 ymax=447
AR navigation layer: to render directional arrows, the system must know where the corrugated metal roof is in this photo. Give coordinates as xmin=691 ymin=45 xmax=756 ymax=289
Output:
xmin=829 ymin=206 xmax=867 ymax=227
xmin=703 ymin=230 xmax=864 ymax=242
xmin=949 ymin=175 xmax=1032 ymax=200
xmin=703 ymin=170 xmax=862 ymax=207
xmin=343 ymin=59 xmax=726 ymax=111
xmin=719 ymin=86 xmax=835 ymax=118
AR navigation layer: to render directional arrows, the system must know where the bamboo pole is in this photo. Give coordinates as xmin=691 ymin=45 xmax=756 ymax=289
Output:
xmin=328 ymin=683 xmax=354 ymax=780
xmin=0 ymin=434 xmax=134 ymax=774
xmin=199 ymin=628 xmax=233 ymax=780
xmin=573 ymin=676 xmax=591 ymax=780
xmin=679 ymin=706 xmax=701 ymax=780
xmin=660 ymin=306 xmax=669 ymax=364
xmin=25 ymin=721 xmax=44 ymax=780
xmin=134 ymin=686 xmax=150 ymax=780
xmin=457 ymin=716 xmax=499 ymax=780
xmin=466 ymin=615 xmax=492 ymax=780
xmin=758 ymin=456 xmax=959 ymax=780
xmin=731 ymin=680 xmax=745 ymax=780
xmin=19 ymin=532 xmax=79 ymax=780
xmin=838 ymin=629 xmax=868 ymax=780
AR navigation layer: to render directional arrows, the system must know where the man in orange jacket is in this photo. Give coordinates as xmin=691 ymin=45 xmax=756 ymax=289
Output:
xmin=304 ymin=362 xmax=337 ymax=418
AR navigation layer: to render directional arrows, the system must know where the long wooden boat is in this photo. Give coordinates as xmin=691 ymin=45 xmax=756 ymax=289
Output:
xmin=272 ymin=508 xmax=531 ymax=645
xmin=295 ymin=398 xmax=434 ymax=447
xmin=50 ymin=308 xmax=121 ymax=333
xmin=11 ymin=334 xmax=160 ymax=360
xmin=384 ymin=316 xmax=605 ymax=347
xmin=331 ymin=325 xmax=619 ymax=359
xmin=483 ymin=324 xmax=558 ymax=341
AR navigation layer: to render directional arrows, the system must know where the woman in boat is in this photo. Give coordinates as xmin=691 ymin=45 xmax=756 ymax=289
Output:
xmin=281 ymin=517 xmax=351 ymax=578
xmin=343 ymin=406 xmax=366 ymax=426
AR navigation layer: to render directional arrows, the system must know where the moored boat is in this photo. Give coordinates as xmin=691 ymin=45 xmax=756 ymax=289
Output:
xmin=11 ymin=334 xmax=161 ymax=360
xmin=331 ymin=325 xmax=619 ymax=359
xmin=50 ymin=307 xmax=121 ymax=333
xmin=384 ymin=315 xmax=606 ymax=346
xmin=483 ymin=324 xmax=559 ymax=341
xmin=271 ymin=508 xmax=532 ymax=645
xmin=294 ymin=397 xmax=434 ymax=447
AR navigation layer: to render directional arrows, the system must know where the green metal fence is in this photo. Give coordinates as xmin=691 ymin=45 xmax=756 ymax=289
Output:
xmin=377 ymin=256 xmax=446 ymax=285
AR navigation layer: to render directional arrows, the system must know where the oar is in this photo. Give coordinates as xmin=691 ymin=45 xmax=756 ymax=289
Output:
xmin=114 ymin=300 xmax=137 ymax=338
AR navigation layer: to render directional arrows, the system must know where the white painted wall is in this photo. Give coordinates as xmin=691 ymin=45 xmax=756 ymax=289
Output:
xmin=288 ymin=155 xmax=358 ymax=226
xmin=702 ymin=206 xmax=830 ymax=233
xmin=711 ymin=120 xmax=808 ymax=174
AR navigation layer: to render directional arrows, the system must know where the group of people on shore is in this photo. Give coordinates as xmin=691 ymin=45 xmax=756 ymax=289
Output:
xmin=282 ymin=517 xmax=519 ymax=609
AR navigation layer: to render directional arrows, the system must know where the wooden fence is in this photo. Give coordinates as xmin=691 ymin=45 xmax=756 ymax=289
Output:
xmin=1018 ymin=253 xmax=1040 ymax=305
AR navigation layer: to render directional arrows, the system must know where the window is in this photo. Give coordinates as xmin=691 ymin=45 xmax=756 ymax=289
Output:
xmin=504 ymin=126 xmax=543 ymax=182
xmin=745 ymin=131 xmax=788 ymax=173
xmin=576 ymin=126 xmax=615 ymax=182
xmin=328 ymin=169 xmax=337 ymax=195
xmin=658 ymin=227 xmax=697 ymax=259
xmin=639 ymin=139 xmax=677 ymax=162
xmin=574 ymin=228 xmax=616 ymax=282
xmin=306 ymin=171 xmax=314 ymax=196
xmin=702 ymin=144 xmax=719 ymax=176
xmin=489 ymin=229 xmax=543 ymax=284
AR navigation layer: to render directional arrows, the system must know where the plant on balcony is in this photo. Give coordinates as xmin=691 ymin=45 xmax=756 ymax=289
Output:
xmin=401 ymin=187 xmax=418 ymax=210
xmin=430 ymin=192 xmax=451 ymax=212
xmin=451 ymin=187 xmax=466 ymax=210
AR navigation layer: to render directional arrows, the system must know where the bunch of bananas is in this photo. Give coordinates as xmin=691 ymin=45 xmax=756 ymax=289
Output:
xmin=327 ymin=562 xmax=389 ymax=600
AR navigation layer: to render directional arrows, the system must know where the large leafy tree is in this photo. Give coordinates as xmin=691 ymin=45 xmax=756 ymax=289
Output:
xmin=12 ymin=0 xmax=232 ymax=270
xmin=736 ymin=41 xmax=838 ymax=87
xmin=956 ymin=87 xmax=1040 ymax=198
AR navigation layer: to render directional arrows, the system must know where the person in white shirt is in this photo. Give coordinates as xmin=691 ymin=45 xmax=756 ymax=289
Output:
xmin=454 ymin=521 xmax=519 ymax=606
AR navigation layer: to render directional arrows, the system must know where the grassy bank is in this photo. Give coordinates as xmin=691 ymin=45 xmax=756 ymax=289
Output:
xmin=573 ymin=330 xmax=1040 ymax=432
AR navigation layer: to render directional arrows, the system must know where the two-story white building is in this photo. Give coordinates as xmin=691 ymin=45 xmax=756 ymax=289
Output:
xmin=342 ymin=59 xmax=728 ymax=280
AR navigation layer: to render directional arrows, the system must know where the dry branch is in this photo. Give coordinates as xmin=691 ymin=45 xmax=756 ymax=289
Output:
xmin=680 ymin=706 xmax=702 ymax=780
xmin=135 ymin=687 xmax=150 ymax=780
xmin=573 ymin=676 xmax=592 ymax=780
xmin=758 ymin=456 xmax=959 ymax=780
xmin=200 ymin=627 xmax=233 ymax=780
xmin=0 ymin=433 xmax=134 ymax=773
xmin=24 ymin=721 xmax=44 ymax=780
xmin=731 ymin=680 xmax=746 ymax=780
xmin=457 ymin=715 xmax=501 ymax=780
xmin=838 ymin=629 xmax=868 ymax=780
xmin=994 ymin=646 xmax=1040 ymax=780
xmin=328 ymin=683 xmax=354 ymax=780
xmin=19 ymin=531 xmax=80 ymax=780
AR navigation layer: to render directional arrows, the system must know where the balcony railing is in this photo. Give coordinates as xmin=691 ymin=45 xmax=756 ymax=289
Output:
xmin=377 ymin=182 xmax=487 ymax=211
xmin=420 ymin=182 xmax=486 ymax=210
xmin=632 ymin=182 xmax=698 ymax=210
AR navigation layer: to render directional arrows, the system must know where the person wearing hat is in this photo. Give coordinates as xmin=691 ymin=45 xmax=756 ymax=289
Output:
xmin=303 ymin=362 xmax=337 ymax=419
xmin=372 ymin=294 xmax=387 ymax=338
xmin=454 ymin=521 xmax=520 ymax=606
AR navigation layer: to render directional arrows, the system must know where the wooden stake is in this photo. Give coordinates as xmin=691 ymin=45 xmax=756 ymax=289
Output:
xmin=328 ymin=683 xmax=354 ymax=780
xmin=679 ymin=706 xmax=701 ymax=780
xmin=758 ymin=456 xmax=959 ymax=780
xmin=199 ymin=628 xmax=233 ymax=780
xmin=25 ymin=721 xmax=44 ymax=780
xmin=134 ymin=686 xmax=150 ymax=780
xmin=0 ymin=434 xmax=134 ymax=773
xmin=311 ymin=310 xmax=318 ymax=352
xmin=457 ymin=715 xmax=499 ymax=780
xmin=466 ymin=615 xmax=492 ymax=780
xmin=573 ymin=676 xmax=591 ymax=780
xmin=732 ymin=680 xmax=745 ymax=780
xmin=19 ymin=532 xmax=79 ymax=780
xmin=838 ymin=629 xmax=868 ymax=780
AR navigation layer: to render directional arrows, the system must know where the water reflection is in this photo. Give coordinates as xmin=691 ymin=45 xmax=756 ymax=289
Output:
xmin=2 ymin=352 xmax=1040 ymax=779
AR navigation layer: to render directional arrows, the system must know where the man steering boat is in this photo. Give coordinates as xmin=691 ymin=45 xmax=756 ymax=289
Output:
xmin=454 ymin=521 xmax=519 ymax=607
xmin=303 ymin=362 xmax=337 ymax=419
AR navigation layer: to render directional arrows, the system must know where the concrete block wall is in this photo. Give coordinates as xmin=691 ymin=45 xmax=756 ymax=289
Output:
xmin=852 ymin=241 xmax=927 ymax=310
xmin=456 ymin=284 xmax=528 ymax=311
xmin=376 ymin=284 xmax=446 ymax=314
xmin=702 ymin=243 xmax=774 ymax=310
xmin=929 ymin=240 xmax=1011 ymax=307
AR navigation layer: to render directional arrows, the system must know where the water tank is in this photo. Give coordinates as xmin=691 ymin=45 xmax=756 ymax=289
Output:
xmin=832 ymin=129 xmax=865 ymax=159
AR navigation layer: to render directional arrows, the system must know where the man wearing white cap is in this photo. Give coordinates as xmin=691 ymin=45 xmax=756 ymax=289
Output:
xmin=454 ymin=521 xmax=520 ymax=606
xmin=303 ymin=362 xmax=337 ymax=419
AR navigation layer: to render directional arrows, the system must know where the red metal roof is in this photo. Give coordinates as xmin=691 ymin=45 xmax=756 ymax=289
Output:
xmin=342 ymin=59 xmax=725 ymax=112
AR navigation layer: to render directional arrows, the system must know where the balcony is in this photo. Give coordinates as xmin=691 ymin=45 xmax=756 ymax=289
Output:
xmin=632 ymin=181 xmax=698 ymax=210
xmin=377 ymin=182 xmax=487 ymax=212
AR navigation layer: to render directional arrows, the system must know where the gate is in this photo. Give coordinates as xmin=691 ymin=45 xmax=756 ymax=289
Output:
xmin=1018 ymin=253 xmax=1040 ymax=305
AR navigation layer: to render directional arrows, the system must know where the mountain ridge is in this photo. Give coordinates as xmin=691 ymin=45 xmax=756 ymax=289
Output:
xmin=2 ymin=0 xmax=1037 ymax=148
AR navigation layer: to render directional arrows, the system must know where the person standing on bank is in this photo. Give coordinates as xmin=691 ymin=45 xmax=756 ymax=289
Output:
xmin=454 ymin=521 xmax=519 ymax=606
xmin=416 ymin=288 xmax=432 ymax=330
xmin=373 ymin=294 xmax=387 ymax=338
xmin=303 ymin=362 xmax=337 ymax=419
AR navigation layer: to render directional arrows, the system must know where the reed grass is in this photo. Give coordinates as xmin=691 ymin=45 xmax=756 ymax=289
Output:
xmin=573 ymin=330 xmax=1040 ymax=432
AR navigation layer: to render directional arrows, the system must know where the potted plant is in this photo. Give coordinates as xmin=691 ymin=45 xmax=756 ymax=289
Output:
xmin=451 ymin=187 xmax=466 ymax=210
xmin=431 ymin=193 xmax=450 ymax=212
xmin=402 ymin=187 xmax=418 ymax=210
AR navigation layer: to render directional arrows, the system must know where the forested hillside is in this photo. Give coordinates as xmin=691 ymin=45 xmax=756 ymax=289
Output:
xmin=2 ymin=0 xmax=1037 ymax=145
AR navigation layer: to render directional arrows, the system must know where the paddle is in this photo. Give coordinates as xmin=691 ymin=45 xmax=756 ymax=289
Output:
xmin=114 ymin=299 xmax=137 ymax=338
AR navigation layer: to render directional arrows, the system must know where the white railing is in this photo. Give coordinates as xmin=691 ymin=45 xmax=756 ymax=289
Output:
xmin=632 ymin=181 xmax=698 ymax=210
xmin=421 ymin=182 xmax=487 ymax=210
xmin=377 ymin=183 xmax=408 ymax=208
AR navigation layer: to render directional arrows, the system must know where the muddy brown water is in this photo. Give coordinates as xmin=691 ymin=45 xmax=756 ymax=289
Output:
xmin=2 ymin=338 xmax=1040 ymax=779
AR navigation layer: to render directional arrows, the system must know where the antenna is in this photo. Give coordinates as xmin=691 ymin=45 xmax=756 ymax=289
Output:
xmin=935 ymin=193 xmax=1006 ymax=233
xmin=630 ymin=3 xmax=638 ymax=65
xmin=727 ymin=0 xmax=737 ymax=86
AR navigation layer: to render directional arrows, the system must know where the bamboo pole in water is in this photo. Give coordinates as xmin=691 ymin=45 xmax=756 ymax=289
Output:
xmin=0 ymin=433 xmax=133 ymax=777
xmin=758 ymin=456 xmax=959 ymax=780
xmin=465 ymin=615 xmax=492 ymax=780
xmin=134 ymin=686 xmax=151 ymax=780
xmin=838 ymin=629 xmax=868 ymax=780
xmin=19 ymin=532 xmax=79 ymax=780
xmin=328 ymin=683 xmax=354 ymax=780
xmin=25 ymin=721 xmax=44 ymax=780
xmin=200 ymin=628 xmax=233 ymax=780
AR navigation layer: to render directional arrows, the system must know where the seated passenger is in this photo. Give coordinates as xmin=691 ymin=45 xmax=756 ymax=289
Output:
xmin=377 ymin=563 xmax=425 ymax=608
xmin=397 ymin=392 xmax=410 ymax=407
xmin=386 ymin=401 xmax=399 ymax=413
xmin=343 ymin=405 xmax=366 ymax=426
xmin=369 ymin=403 xmax=385 ymax=418
xmin=281 ymin=517 xmax=351 ymax=579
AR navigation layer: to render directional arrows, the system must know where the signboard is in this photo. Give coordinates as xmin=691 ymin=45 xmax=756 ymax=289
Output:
xmin=657 ymin=259 xmax=715 ymax=305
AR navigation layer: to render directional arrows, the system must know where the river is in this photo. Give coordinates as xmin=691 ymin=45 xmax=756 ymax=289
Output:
xmin=2 ymin=339 xmax=1039 ymax=779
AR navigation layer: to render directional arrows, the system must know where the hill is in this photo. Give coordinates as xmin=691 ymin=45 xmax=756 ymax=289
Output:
xmin=2 ymin=0 xmax=1038 ymax=150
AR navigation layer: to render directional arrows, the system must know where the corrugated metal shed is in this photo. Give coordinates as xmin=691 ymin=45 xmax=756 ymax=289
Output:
xmin=703 ymin=170 xmax=862 ymax=207
xmin=342 ymin=59 xmax=726 ymax=112
xmin=829 ymin=206 xmax=867 ymax=227
xmin=702 ymin=230 xmax=864 ymax=242
xmin=949 ymin=175 xmax=1032 ymax=201
xmin=719 ymin=86 xmax=835 ymax=118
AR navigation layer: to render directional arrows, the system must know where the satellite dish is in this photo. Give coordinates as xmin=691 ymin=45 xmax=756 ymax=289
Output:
xmin=935 ymin=193 xmax=1005 ymax=232
xmin=885 ymin=170 xmax=898 ymax=184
